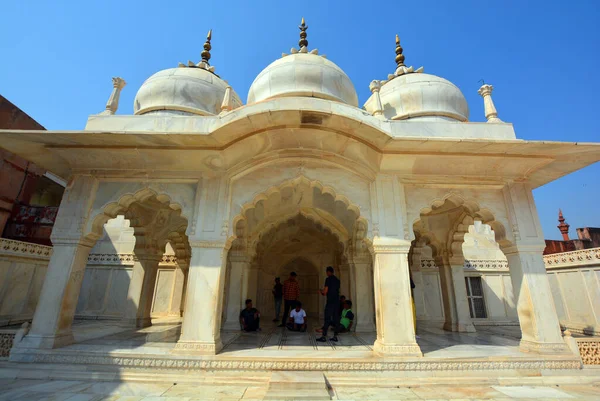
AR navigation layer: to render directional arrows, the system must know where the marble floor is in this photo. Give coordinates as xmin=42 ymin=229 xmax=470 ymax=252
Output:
xmin=1 ymin=377 xmax=600 ymax=400
xmin=65 ymin=318 xmax=528 ymax=360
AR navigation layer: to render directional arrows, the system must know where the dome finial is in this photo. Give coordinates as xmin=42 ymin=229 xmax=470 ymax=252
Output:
xmin=201 ymin=29 xmax=212 ymax=65
xmin=299 ymin=17 xmax=308 ymax=49
xmin=395 ymin=34 xmax=405 ymax=68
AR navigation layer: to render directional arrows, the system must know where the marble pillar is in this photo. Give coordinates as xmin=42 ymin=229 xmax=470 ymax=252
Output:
xmin=175 ymin=242 xmax=226 ymax=354
xmin=502 ymin=182 xmax=570 ymax=354
xmin=124 ymin=249 xmax=162 ymax=328
xmin=352 ymin=255 xmax=375 ymax=332
xmin=223 ymin=252 xmax=249 ymax=330
xmin=14 ymin=175 xmax=98 ymax=350
xmin=436 ymin=253 xmax=475 ymax=333
xmin=169 ymin=265 xmax=187 ymax=317
xmin=372 ymin=240 xmax=422 ymax=356
xmin=505 ymin=244 xmax=569 ymax=354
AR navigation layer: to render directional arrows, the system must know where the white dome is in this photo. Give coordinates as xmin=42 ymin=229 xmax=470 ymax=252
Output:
xmin=247 ymin=53 xmax=358 ymax=106
xmin=134 ymin=67 xmax=241 ymax=116
xmin=364 ymin=73 xmax=469 ymax=122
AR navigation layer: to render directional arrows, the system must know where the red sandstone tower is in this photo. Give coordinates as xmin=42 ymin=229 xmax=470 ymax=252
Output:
xmin=557 ymin=209 xmax=570 ymax=241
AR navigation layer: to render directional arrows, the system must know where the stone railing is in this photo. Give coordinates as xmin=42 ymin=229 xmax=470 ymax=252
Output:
xmin=576 ymin=337 xmax=600 ymax=365
xmin=0 ymin=238 xmax=52 ymax=260
xmin=464 ymin=259 xmax=509 ymax=270
xmin=86 ymin=253 xmax=178 ymax=266
xmin=544 ymin=247 xmax=600 ymax=269
xmin=420 ymin=259 xmax=437 ymax=269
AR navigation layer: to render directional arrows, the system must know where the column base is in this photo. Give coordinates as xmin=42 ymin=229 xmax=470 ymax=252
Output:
xmin=14 ymin=331 xmax=75 ymax=350
xmin=443 ymin=321 xmax=476 ymax=333
xmin=519 ymin=339 xmax=571 ymax=355
xmin=172 ymin=340 xmax=223 ymax=355
xmin=373 ymin=340 xmax=422 ymax=357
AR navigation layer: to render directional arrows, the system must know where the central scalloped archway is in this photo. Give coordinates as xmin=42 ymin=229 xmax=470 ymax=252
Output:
xmin=228 ymin=176 xmax=370 ymax=254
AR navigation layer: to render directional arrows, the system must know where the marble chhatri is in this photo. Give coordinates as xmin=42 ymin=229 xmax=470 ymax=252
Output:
xmin=0 ymin=21 xmax=599 ymax=377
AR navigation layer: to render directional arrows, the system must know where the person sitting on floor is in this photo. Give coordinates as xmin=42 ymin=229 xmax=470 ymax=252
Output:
xmin=239 ymin=299 xmax=261 ymax=332
xmin=286 ymin=301 xmax=307 ymax=332
xmin=329 ymin=300 xmax=354 ymax=342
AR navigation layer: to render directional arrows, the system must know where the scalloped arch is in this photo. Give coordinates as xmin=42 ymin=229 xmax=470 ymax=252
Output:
xmin=413 ymin=192 xmax=512 ymax=255
xmin=87 ymin=188 xmax=189 ymax=242
xmin=229 ymin=176 xmax=369 ymax=253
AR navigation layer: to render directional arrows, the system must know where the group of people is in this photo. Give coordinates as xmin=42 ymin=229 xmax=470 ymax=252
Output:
xmin=239 ymin=266 xmax=354 ymax=342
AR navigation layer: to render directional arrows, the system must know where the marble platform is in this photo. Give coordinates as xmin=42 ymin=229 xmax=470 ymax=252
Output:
xmin=8 ymin=318 xmax=582 ymax=372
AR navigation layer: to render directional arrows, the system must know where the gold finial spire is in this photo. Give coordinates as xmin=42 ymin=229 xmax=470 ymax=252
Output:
xmin=395 ymin=34 xmax=405 ymax=68
xmin=299 ymin=17 xmax=308 ymax=48
xmin=201 ymin=29 xmax=212 ymax=65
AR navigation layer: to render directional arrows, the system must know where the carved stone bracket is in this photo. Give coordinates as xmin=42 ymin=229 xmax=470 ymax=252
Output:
xmin=0 ymin=238 xmax=52 ymax=260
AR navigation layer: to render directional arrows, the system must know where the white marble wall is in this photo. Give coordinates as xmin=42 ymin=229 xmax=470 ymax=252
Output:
xmin=545 ymin=248 xmax=600 ymax=335
xmin=0 ymin=239 xmax=51 ymax=326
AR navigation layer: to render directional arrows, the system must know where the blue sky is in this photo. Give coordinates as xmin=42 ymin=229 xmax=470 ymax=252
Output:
xmin=0 ymin=0 xmax=598 ymax=240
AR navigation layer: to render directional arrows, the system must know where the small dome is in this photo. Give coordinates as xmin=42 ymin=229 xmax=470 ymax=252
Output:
xmin=364 ymin=73 xmax=469 ymax=122
xmin=134 ymin=67 xmax=242 ymax=116
xmin=247 ymin=53 xmax=358 ymax=107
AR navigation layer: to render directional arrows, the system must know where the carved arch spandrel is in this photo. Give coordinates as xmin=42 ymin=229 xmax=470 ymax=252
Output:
xmin=411 ymin=192 xmax=513 ymax=251
xmin=86 ymin=188 xmax=191 ymax=248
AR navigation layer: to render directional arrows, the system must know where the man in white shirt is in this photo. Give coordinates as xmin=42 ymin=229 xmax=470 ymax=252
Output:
xmin=286 ymin=301 xmax=307 ymax=332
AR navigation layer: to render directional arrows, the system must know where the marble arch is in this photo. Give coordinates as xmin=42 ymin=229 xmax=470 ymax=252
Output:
xmin=221 ymin=176 xmax=372 ymax=330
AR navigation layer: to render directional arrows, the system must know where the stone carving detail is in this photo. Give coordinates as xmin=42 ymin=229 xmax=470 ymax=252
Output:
xmin=420 ymin=259 xmax=437 ymax=269
xmin=544 ymin=247 xmax=600 ymax=269
xmin=0 ymin=332 xmax=15 ymax=357
xmin=576 ymin=338 xmax=600 ymax=365
xmin=87 ymin=253 xmax=135 ymax=266
xmin=87 ymin=253 xmax=178 ymax=266
xmin=0 ymin=238 xmax=52 ymax=260
xmin=464 ymin=259 xmax=509 ymax=270
xmin=21 ymin=351 xmax=581 ymax=371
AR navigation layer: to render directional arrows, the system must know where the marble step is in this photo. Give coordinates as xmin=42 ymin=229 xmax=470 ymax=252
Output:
xmin=263 ymin=389 xmax=332 ymax=400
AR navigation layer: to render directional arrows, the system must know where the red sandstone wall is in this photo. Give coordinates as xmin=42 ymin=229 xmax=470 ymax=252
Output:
xmin=0 ymin=95 xmax=54 ymax=241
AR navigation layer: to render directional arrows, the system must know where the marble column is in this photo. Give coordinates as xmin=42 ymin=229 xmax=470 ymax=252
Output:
xmin=124 ymin=247 xmax=162 ymax=328
xmin=372 ymin=240 xmax=422 ymax=356
xmin=505 ymin=244 xmax=569 ymax=354
xmin=223 ymin=252 xmax=249 ymax=330
xmin=352 ymin=255 xmax=375 ymax=332
xmin=169 ymin=265 xmax=187 ymax=317
xmin=175 ymin=242 xmax=226 ymax=354
xmin=502 ymin=182 xmax=570 ymax=354
xmin=14 ymin=175 xmax=98 ymax=350
xmin=436 ymin=253 xmax=475 ymax=333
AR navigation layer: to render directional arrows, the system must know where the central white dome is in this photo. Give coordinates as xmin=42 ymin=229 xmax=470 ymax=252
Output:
xmin=247 ymin=53 xmax=358 ymax=106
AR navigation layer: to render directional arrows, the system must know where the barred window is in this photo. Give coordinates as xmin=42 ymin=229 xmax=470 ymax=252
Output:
xmin=465 ymin=276 xmax=487 ymax=319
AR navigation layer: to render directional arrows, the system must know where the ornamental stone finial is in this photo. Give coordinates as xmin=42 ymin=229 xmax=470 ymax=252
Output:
xmin=220 ymin=85 xmax=234 ymax=114
xmin=299 ymin=17 xmax=308 ymax=49
xmin=477 ymin=83 xmax=503 ymax=123
xmin=369 ymin=80 xmax=384 ymax=118
xmin=99 ymin=77 xmax=126 ymax=115
xmin=201 ymin=29 xmax=212 ymax=65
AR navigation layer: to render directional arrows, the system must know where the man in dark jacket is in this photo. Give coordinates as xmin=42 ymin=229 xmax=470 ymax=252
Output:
xmin=316 ymin=266 xmax=340 ymax=342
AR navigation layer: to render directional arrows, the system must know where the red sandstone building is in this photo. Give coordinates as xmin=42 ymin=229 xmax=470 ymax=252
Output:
xmin=0 ymin=95 xmax=64 ymax=245
xmin=544 ymin=209 xmax=600 ymax=255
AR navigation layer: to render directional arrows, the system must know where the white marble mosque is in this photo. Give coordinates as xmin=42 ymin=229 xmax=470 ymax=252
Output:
xmin=1 ymin=20 xmax=600 ymax=375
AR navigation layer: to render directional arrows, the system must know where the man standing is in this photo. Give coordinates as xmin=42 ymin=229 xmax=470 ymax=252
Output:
xmin=316 ymin=266 xmax=340 ymax=342
xmin=272 ymin=277 xmax=283 ymax=322
xmin=279 ymin=272 xmax=300 ymax=327
xmin=239 ymin=299 xmax=261 ymax=332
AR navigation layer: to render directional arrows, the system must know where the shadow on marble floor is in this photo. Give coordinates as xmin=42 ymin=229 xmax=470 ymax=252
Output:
xmin=64 ymin=317 xmax=527 ymax=359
